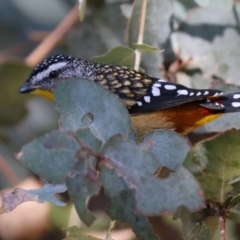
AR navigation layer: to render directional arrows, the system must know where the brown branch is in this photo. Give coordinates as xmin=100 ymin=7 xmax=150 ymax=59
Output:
xmin=134 ymin=0 xmax=147 ymax=71
xmin=25 ymin=4 xmax=80 ymax=67
xmin=0 ymin=155 xmax=20 ymax=185
xmin=220 ymin=214 xmax=226 ymax=240
xmin=68 ymin=131 xmax=89 ymax=151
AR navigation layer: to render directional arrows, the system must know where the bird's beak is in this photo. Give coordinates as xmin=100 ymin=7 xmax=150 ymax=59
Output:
xmin=19 ymin=83 xmax=39 ymax=93
xmin=19 ymin=82 xmax=54 ymax=101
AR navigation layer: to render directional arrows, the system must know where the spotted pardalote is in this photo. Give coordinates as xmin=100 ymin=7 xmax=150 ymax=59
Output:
xmin=19 ymin=55 xmax=240 ymax=136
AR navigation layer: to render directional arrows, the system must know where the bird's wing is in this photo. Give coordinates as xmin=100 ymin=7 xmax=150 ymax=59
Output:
xmin=129 ymin=79 xmax=224 ymax=114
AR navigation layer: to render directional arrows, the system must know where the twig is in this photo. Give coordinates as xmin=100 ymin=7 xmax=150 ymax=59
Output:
xmin=134 ymin=0 xmax=147 ymax=71
xmin=25 ymin=4 xmax=80 ymax=67
xmin=219 ymin=214 xmax=226 ymax=240
xmin=0 ymin=155 xmax=20 ymax=185
xmin=68 ymin=132 xmax=89 ymax=151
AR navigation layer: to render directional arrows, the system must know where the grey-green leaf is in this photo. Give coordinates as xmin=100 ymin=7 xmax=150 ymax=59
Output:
xmin=91 ymin=46 xmax=135 ymax=69
xmin=100 ymin=167 xmax=159 ymax=240
xmin=54 ymin=79 xmax=132 ymax=143
xmin=176 ymin=207 xmax=219 ymax=240
xmin=101 ymin=135 xmax=205 ymax=216
xmin=184 ymin=129 xmax=240 ymax=204
xmin=18 ymin=130 xmax=79 ymax=183
xmin=133 ymin=43 xmax=160 ymax=53
xmin=194 ymin=0 xmax=234 ymax=11
xmin=18 ymin=128 xmax=102 ymax=183
xmin=141 ymin=130 xmax=191 ymax=171
xmin=176 ymin=5 xmax=240 ymax=84
xmin=66 ymin=155 xmax=101 ymax=226
xmin=102 ymin=134 xmax=160 ymax=175
xmin=28 ymin=183 xmax=67 ymax=206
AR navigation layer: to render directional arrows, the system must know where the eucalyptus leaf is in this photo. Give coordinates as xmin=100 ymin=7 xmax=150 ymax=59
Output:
xmin=27 ymin=183 xmax=67 ymax=206
xmin=176 ymin=5 xmax=240 ymax=84
xmin=91 ymin=46 xmax=135 ymax=69
xmin=141 ymin=130 xmax=190 ymax=171
xmin=101 ymin=135 xmax=205 ymax=216
xmin=184 ymin=129 xmax=240 ymax=204
xmin=54 ymin=79 xmax=132 ymax=143
xmin=133 ymin=43 xmax=159 ymax=53
xmin=66 ymin=155 xmax=101 ymax=226
xmin=194 ymin=0 xmax=234 ymax=11
xmin=18 ymin=127 xmax=102 ymax=183
xmin=100 ymin=168 xmax=159 ymax=240
xmin=18 ymin=130 xmax=79 ymax=183
xmin=227 ymin=203 xmax=240 ymax=223
xmin=176 ymin=206 xmax=219 ymax=240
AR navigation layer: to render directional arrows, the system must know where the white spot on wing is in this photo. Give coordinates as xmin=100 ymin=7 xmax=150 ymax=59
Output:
xmin=232 ymin=102 xmax=240 ymax=107
xmin=152 ymin=87 xmax=160 ymax=96
xmin=190 ymin=92 xmax=194 ymax=96
xmin=153 ymin=83 xmax=161 ymax=87
xmin=213 ymin=92 xmax=223 ymax=96
xmin=204 ymin=91 xmax=209 ymax=95
xmin=196 ymin=92 xmax=201 ymax=96
xmin=144 ymin=96 xmax=151 ymax=103
xmin=164 ymin=85 xmax=176 ymax=90
xmin=177 ymin=89 xmax=188 ymax=95
xmin=137 ymin=101 xmax=142 ymax=106
xmin=233 ymin=94 xmax=240 ymax=99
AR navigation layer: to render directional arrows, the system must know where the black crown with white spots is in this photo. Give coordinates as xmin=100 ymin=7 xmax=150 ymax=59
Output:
xmin=29 ymin=55 xmax=75 ymax=78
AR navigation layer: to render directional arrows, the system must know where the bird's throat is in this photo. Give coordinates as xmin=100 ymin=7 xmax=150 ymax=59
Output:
xmin=31 ymin=89 xmax=54 ymax=101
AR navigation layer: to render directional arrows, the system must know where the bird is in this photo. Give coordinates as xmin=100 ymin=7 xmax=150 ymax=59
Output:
xmin=19 ymin=54 xmax=240 ymax=136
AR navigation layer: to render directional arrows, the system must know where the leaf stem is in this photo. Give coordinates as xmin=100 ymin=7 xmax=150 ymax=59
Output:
xmin=134 ymin=0 xmax=148 ymax=71
xmin=137 ymin=0 xmax=147 ymax=45
xmin=219 ymin=214 xmax=226 ymax=240
xmin=105 ymin=220 xmax=116 ymax=240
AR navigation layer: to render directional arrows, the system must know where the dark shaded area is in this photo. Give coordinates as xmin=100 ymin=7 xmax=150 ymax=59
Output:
xmin=179 ymin=23 xmax=239 ymax=42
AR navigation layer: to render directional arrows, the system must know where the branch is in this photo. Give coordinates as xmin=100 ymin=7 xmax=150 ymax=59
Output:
xmin=220 ymin=214 xmax=226 ymax=240
xmin=0 ymin=155 xmax=20 ymax=185
xmin=134 ymin=0 xmax=147 ymax=71
xmin=25 ymin=4 xmax=80 ymax=67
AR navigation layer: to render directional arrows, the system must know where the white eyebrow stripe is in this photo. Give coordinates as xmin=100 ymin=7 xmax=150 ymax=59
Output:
xmin=32 ymin=62 xmax=68 ymax=83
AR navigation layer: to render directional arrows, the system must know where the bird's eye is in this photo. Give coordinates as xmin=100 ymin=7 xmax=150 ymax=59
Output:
xmin=49 ymin=71 xmax=59 ymax=78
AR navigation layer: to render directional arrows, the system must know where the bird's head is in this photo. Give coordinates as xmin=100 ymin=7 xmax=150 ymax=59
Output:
xmin=19 ymin=55 xmax=81 ymax=101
